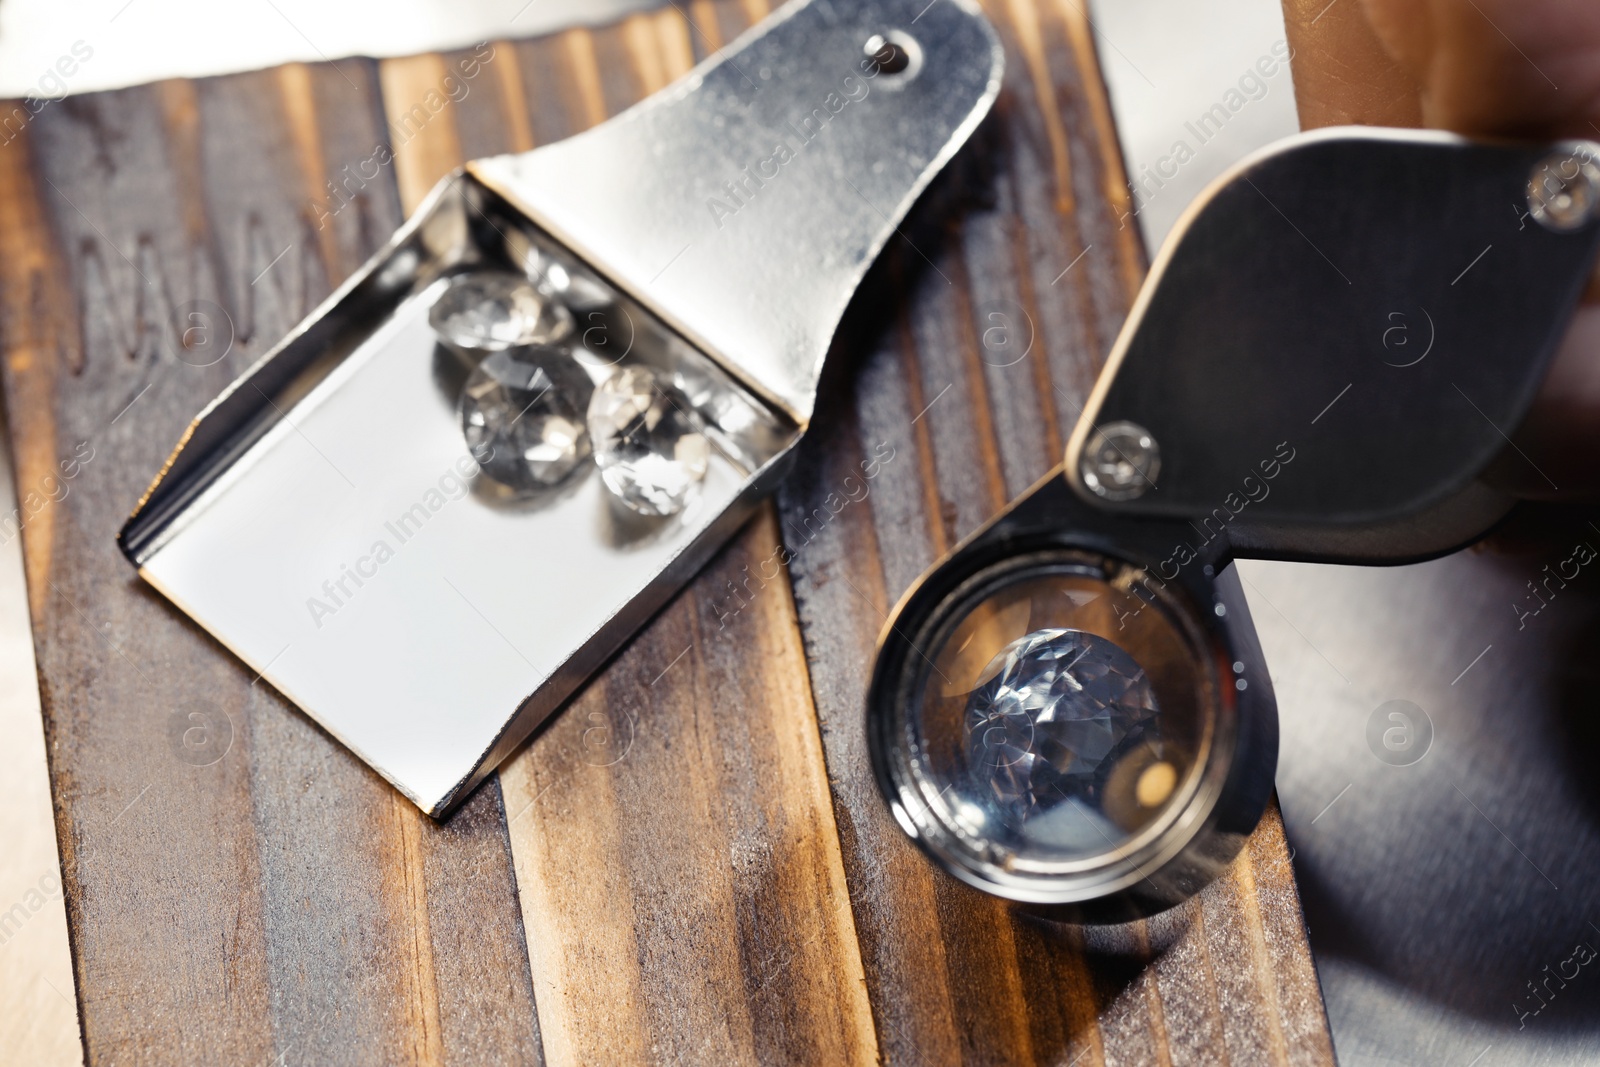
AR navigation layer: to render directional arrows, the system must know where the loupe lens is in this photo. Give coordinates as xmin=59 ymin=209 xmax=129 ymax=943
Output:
xmin=872 ymin=547 xmax=1240 ymax=912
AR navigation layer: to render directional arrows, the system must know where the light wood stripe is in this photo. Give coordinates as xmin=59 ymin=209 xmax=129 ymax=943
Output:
xmin=379 ymin=54 xmax=467 ymax=213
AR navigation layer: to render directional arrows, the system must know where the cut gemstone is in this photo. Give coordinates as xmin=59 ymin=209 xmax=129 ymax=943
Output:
xmin=535 ymin=257 xmax=616 ymax=314
xmin=459 ymin=346 xmax=594 ymax=490
xmin=588 ymin=366 xmax=710 ymax=516
xmin=430 ymin=272 xmax=573 ymax=352
xmin=670 ymin=360 xmax=768 ymax=473
xmin=507 ymin=234 xmax=614 ymax=313
xmin=964 ymin=628 xmax=1162 ymax=838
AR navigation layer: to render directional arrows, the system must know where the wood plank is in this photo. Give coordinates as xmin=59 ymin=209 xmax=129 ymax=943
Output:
xmin=426 ymin=2 xmax=1330 ymax=1064
xmin=0 ymin=1 xmax=1337 ymax=1064
xmin=0 ymin=59 xmax=539 ymax=1066
xmin=772 ymin=0 xmax=1337 ymax=1063
xmin=379 ymin=16 xmax=880 ymax=1066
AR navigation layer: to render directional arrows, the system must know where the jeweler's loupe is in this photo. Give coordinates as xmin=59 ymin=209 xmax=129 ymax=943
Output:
xmin=867 ymin=479 xmax=1278 ymax=922
xmin=870 ymin=128 xmax=1600 ymax=920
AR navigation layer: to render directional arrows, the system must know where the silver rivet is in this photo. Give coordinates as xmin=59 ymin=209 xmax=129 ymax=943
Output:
xmin=862 ymin=31 xmax=922 ymax=83
xmin=1079 ymin=420 xmax=1160 ymax=501
xmin=1527 ymin=148 xmax=1600 ymax=232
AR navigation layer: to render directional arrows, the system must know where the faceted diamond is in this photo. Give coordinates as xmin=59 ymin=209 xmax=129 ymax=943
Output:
xmin=459 ymin=346 xmax=593 ymax=490
xmin=507 ymin=234 xmax=616 ymax=313
xmin=965 ymin=628 xmax=1161 ymax=832
xmin=587 ymin=366 xmax=710 ymax=516
xmin=430 ymin=272 xmax=573 ymax=352
xmin=533 ymin=256 xmax=616 ymax=314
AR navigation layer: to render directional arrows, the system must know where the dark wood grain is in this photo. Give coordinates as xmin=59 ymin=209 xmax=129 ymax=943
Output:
xmin=0 ymin=1 xmax=1335 ymax=1064
xmin=771 ymin=1 xmax=1336 ymax=1064
xmin=0 ymin=62 xmax=539 ymax=1067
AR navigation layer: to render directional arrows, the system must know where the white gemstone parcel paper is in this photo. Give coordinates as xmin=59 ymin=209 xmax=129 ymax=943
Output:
xmin=140 ymin=278 xmax=749 ymax=811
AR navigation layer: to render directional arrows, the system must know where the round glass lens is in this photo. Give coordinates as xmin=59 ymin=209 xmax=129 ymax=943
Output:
xmin=902 ymin=556 xmax=1215 ymax=874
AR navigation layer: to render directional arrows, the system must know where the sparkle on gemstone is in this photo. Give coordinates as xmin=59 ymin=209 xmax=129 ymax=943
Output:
xmin=459 ymin=346 xmax=594 ymax=490
xmin=964 ymin=628 xmax=1162 ymax=836
xmin=587 ymin=366 xmax=710 ymax=516
xmin=430 ymin=272 xmax=573 ymax=352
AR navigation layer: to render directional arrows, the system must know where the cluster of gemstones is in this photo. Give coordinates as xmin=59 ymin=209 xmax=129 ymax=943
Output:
xmin=429 ymin=270 xmax=710 ymax=516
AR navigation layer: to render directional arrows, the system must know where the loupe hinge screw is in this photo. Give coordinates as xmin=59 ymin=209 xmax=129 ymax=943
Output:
xmin=1527 ymin=147 xmax=1600 ymax=232
xmin=1078 ymin=420 xmax=1161 ymax=501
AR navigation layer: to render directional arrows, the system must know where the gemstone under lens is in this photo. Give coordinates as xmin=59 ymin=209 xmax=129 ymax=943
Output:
xmin=964 ymin=628 xmax=1163 ymax=849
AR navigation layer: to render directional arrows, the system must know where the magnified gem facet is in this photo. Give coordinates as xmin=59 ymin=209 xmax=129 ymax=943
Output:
xmin=430 ymin=272 xmax=573 ymax=352
xmin=459 ymin=346 xmax=593 ymax=490
xmin=965 ymin=627 xmax=1161 ymax=834
xmin=588 ymin=366 xmax=710 ymax=516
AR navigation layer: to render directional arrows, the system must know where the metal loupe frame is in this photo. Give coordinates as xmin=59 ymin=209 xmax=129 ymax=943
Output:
xmin=868 ymin=474 xmax=1278 ymax=923
xmin=868 ymin=128 xmax=1600 ymax=921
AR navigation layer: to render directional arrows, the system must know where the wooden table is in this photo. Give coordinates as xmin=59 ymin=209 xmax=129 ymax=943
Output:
xmin=0 ymin=1 xmax=1334 ymax=1062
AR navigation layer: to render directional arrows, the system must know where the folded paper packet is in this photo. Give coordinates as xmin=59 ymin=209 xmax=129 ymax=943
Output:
xmin=118 ymin=0 xmax=1004 ymax=815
